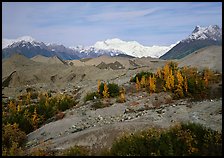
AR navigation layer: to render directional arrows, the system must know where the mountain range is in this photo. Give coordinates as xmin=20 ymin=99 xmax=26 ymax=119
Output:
xmin=2 ymin=25 xmax=221 ymax=60
xmin=160 ymin=25 xmax=222 ymax=59
xmin=2 ymin=36 xmax=175 ymax=60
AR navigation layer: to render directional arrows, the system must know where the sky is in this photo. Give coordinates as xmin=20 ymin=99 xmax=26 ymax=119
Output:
xmin=2 ymin=2 xmax=222 ymax=47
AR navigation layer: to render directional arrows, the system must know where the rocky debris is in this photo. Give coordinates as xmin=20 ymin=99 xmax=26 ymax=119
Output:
xmin=26 ymin=96 xmax=222 ymax=153
xmin=96 ymin=61 xmax=125 ymax=70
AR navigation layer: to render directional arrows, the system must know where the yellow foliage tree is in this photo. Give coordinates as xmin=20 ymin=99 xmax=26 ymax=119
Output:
xmin=174 ymin=70 xmax=185 ymax=98
xmin=156 ymin=67 xmax=162 ymax=79
xmin=140 ymin=76 xmax=146 ymax=88
xmin=102 ymin=83 xmax=109 ymax=98
xmin=163 ymin=63 xmax=170 ymax=81
xmin=149 ymin=75 xmax=156 ymax=94
xmin=45 ymin=93 xmax=49 ymax=107
xmin=24 ymin=109 xmax=30 ymax=119
xmin=97 ymin=80 xmax=101 ymax=93
xmin=119 ymin=87 xmax=126 ymax=103
xmin=184 ymin=76 xmax=188 ymax=93
xmin=17 ymin=100 xmax=22 ymax=113
xmin=203 ymin=68 xmax=213 ymax=87
xmin=32 ymin=108 xmax=39 ymax=130
xmin=9 ymin=101 xmax=16 ymax=113
xmin=176 ymin=70 xmax=184 ymax=86
xmin=26 ymin=92 xmax=31 ymax=104
xmin=175 ymin=85 xmax=184 ymax=98
xmin=136 ymin=77 xmax=140 ymax=92
xmin=165 ymin=69 xmax=174 ymax=91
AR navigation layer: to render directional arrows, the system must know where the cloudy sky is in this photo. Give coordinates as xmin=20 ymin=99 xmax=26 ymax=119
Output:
xmin=2 ymin=2 xmax=222 ymax=47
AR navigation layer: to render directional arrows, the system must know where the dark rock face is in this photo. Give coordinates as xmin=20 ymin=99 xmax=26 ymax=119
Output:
xmin=160 ymin=39 xmax=222 ymax=60
xmin=96 ymin=61 xmax=125 ymax=70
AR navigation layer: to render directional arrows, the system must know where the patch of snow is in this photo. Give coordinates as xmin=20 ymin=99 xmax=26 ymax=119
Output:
xmin=93 ymin=38 xmax=176 ymax=58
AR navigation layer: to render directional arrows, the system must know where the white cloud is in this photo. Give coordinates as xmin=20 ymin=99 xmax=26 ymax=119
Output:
xmin=87 ymin=8 xmax=158 ymax=22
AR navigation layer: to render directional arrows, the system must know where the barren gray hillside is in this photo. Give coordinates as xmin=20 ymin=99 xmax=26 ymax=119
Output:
xmin=178 ymin=46 xmax=222 ymax=72
xmin=31 ymin=55 xmax=66 ymax=65
xmin=2 ymin=51 xmax=222 ymax=155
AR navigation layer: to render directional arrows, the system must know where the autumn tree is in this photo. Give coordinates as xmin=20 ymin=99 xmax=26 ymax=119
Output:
xmin=32 ymin=108 xmax=39 ymax=130
xmin=118 ymin=87 xmax=126 ymax=103
xmin=26 ymin=92 xmax=31 ymax=104
xmin=184 ymin=76 xmax=188 ymax=93
xmin=9 ymin=101 xmax=16 ymax=113
xmin=45 ymin=93 xmax=49 ymax=107
xmin=164 ymin=69 xmax=175 ymax=91
xmin=203 ymin=68 xmax=214 ymax=87
xmin=175 ymin=70 xmax=184 ymax=98
xmin=140 ymin=75 xmax=146 ymax=88
xmin=149 ymin=75 xmax=156 ymax=94
xmin=156 ymin=67 xmax=162 ymax=79
xmin=136 ymin=77 xmax=140 ymax=92
xmin=102 ymin=83 xmax=110 ymax=98
xmin=168 ymin=61 xmax=178 ymax=73
xmin=163 ymin=63 xmax=170 ymax=81
xmin=17 ymin=100 xmax=22 ymax=113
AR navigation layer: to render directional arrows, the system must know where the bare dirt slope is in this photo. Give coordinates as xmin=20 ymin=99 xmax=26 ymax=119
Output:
xmin=2 ymin=53 xmax=222 ymax=155
xmin=178 ymin=46 xmax=222 ymax=72
xmin=26 ymin=95 xmax=222 ymax=154
xmin=31 ymin=55 xmax=66 ymax=65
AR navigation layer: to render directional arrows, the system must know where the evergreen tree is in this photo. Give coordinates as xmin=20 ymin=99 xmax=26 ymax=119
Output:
xmin=97 ymin=80 xmax=101 ymax=93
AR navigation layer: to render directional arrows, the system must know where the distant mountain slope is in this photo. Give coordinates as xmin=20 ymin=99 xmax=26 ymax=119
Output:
xmin=178 ymin=45 xmax=222 ymax=72
xmin=160 ymin=25 xmax=222 ymax=60
xmin=93 ymin=38 xmax=176 ymax=58
xmin=2 ymin=39 xmax=80 ymax=60
xmin=2 ymin=36 xmax=176 ymax=60
xmin=31 ymin=55 xmax=66 ymax=65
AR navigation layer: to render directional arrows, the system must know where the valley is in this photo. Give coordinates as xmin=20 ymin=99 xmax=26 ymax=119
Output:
xmin=2 ymin=44 xmax=222 ymax=155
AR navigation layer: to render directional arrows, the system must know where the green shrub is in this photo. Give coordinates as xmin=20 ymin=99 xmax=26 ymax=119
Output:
xmin=2 ymin=141 xmax=25 ymax=156
xmin=109 ymin=122 xmax=222 ymax=156
xmin=99 ymin=83 xmax=105 ymax=96
xmin=3 ymin=111 xmax=34 ymax=134
xmin=107 ymin=83 xmax=120 ymax=97
xmin=97 ymin=82 xmax=120 ymax=98
xmin=91 ymin=100 xmax=105 ymax=109
xmin=3 ymin=93 xmax=77 ymax=134
xmin=130 ymin=71 xmax=153 ymax=83
xmin=30 ymin=92 xmax=39 ymax=99
xmin=2 ymin=123 xmax=27 ymax=151
xmin=84 ymin=92 xmax=100 ymax=102
xmin=57 ymin=96 xmax=76 ymax=111
xmin=62 ymin=145 xmax=90 ymax=156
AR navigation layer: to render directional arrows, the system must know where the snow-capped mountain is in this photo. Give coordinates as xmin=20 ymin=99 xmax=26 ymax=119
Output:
xmin=183 ymin=25 xmax=222 ymax=42
xmin=93 ymin=38 xmax=176 ymax=58
xmin=2 ymin=37 xmax=80 ymax=60
xmin=69 ymin=45 xmax=125 ymax=58
xmin=3 ymin=35 xmax=177 ymax=60
xmin=2 ymin=36 xmax=36 ymax=49
xmin=160 ymin=25 xmax=222 ymax=60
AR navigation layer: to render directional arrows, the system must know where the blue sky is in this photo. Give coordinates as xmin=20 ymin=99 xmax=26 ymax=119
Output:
xmin=2 ymin=2 xmax=222 ymax=47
